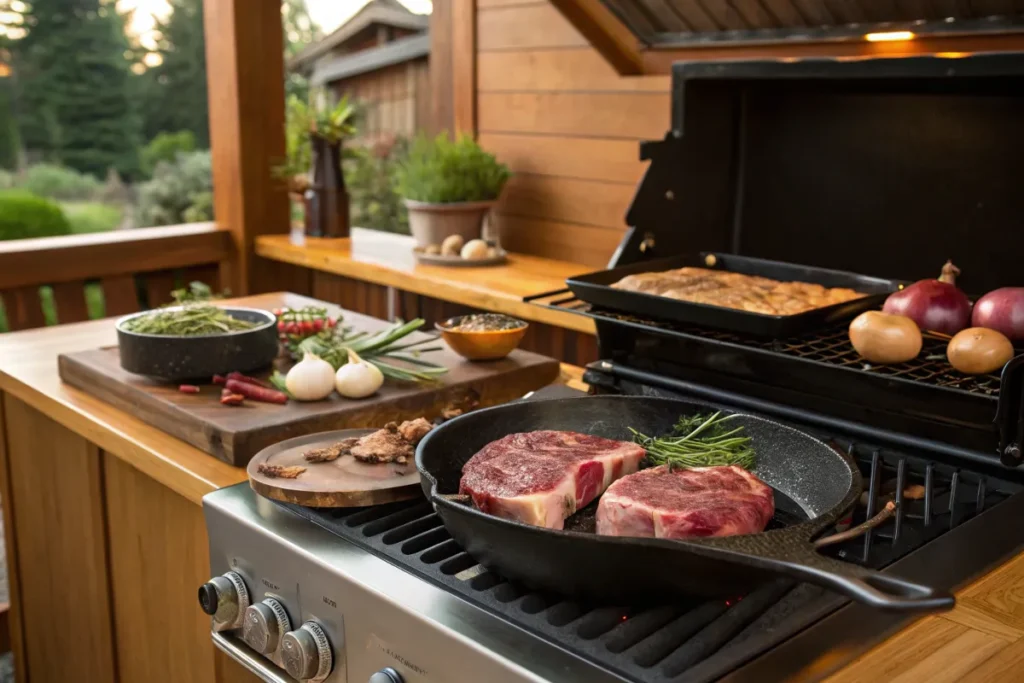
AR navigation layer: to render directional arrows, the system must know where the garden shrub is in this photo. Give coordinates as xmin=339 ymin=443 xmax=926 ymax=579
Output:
xmin=63 ymin=202 xmax=123 ymax=234
xmin=0 ymin=190 xmax=72 ymax=240
xmin=136 ymin=150 xmax=213 ymax=226
xmin=140 ymin=130 xmax=197 ymax=178
xmin=20 ymin=163 xmax=102 ymax=201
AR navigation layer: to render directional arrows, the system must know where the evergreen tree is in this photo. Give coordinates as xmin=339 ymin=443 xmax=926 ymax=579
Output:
xmin=138 ymin=0 xmax=209 ymax=147
xmin=0 ymin=77 xmax=18 ymax=170
xmin=282 ymin=0 xmax=321 ymax=104
xmin=10 ymin=0 xmax=141 ymax=178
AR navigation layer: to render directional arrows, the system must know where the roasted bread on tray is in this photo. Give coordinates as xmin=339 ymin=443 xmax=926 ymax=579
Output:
xmin=611 ymin=266 xmax=866 ymax=316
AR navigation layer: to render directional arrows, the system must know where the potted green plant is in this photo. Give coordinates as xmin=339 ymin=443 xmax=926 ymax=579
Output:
xmin=273 ymin=92 xmax=357 ymax=237
xmin=394 ymin=133 xmax=511 ymax=247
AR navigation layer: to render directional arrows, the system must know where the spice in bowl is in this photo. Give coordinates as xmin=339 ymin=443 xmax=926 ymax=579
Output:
xmin=438 ymin=314 xmax=528 ymax=361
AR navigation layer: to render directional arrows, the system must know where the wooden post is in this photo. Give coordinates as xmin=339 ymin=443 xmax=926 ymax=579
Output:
xmin=204 ymin=0 xmax=291 ymax=296
xmin=430 ymin=0 xmax=476 ymax=137
xmin=452 ymin=0 xmax=477 ymax=137
xmin=429 ymin=0 xmax=454 ymax=134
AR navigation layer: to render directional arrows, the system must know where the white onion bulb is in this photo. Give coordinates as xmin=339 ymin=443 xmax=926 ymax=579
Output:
xmin=285 ymin=353 xmax=336 ymax=401
xmin=335 ymin=350 xmax=384 ymax=399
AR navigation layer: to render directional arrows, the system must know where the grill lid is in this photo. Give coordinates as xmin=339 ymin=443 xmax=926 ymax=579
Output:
xmin=619 ymin=52 xmax=1024 ymax=297
xmin=598 ymin=0 xmax=1024 ymax=46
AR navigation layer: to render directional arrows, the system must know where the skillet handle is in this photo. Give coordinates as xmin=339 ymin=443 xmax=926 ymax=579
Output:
xmin=781 ymin=546 xmax=955 ymax=613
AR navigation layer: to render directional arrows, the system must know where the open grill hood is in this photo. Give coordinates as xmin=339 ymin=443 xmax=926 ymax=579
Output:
xmin=599 ymin=0 xmax=1024 ymax=46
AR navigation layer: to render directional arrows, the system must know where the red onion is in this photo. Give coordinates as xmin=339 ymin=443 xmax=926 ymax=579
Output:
xmin=972 ymin=288 xmax=1024 ymax=342
xmin=882 ymin=261 xmax=972 ymax=336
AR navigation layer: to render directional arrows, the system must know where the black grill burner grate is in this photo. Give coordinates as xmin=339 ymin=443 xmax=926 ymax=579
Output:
xmin=537 ymin=295 xmax=1003 ymax=398
xmin=282 ymin=436 xmax=1018 ymax=683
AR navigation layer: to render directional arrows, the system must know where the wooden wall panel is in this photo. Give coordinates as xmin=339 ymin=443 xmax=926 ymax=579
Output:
xmin=311 ymin=271 xmax=391 ymax=319
xmin=0 ymin=396 xmax=26 ymax=683
xmin=477 ymin=48 xmax=670 ymax=92
xmin=475 ymin=0 xmax=668 ymax=265
xmin=340 ymin=60 xmax=428 ymax=142
xmin=479 ymin=91 xmax=669 ymax=139
xmin=477 ymin=3 xmax=589 ymax=49
xmin=498 ymin=174 xmax=635 ymax=230
xmin=104 ymin=453 xmax=218 ymax=683
xmin=2 ymin=395 xmax=117 ymax=683
xmin=495 ymin=214 xmax=623 ymax=267
xmin=478 ymin=133 xmax=647 ymax=185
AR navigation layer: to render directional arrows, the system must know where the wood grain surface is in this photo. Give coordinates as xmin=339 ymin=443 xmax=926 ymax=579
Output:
xmin=1 ymin=395 xmax=117 ymax=683
xmin=247 ymin=428 xmax=422 ymax=507
xmin=255 ymin=229 xmax=597 ymax=334
xmin=104 ymin=453 xmax=220 ymax=682
xmin=58 ymin=302 xmax=559 ymax=466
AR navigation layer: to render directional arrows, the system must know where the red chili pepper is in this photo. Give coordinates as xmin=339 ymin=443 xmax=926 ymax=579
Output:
xmin=212 ymin=374 xmax=227 ymax=385
xmin=178 ymin=384 xmax=201 ymax=394
xmin=220 ymin=392 xmax=245 ymax=406
xmin=287 ymin=322 xmax=299 ymax=335
xmin=226 ymin=371 xmax=271 ymax=388
xmin=313 ymin=318 xmax=323 ymax=332
xmin=225 ymin=379 xmax=288 ymax=404
xmin=277 ymin=321 xmax=287 ymax=332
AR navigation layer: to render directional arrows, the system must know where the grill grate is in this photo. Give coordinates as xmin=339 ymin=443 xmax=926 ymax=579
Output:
xmin=283 ymin=439 xmax=1017 ymax=683
xmin=561 ymin=299 xmax=1003 ymax=398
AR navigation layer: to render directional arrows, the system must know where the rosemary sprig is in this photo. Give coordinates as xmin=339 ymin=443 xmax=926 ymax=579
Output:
xmin=123 ymin=304 xmax=255 ymax=336
xmin=630 ymin=411 xmax=756 ymax=471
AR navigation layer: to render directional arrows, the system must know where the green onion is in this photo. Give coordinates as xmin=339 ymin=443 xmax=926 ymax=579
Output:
xmin=294 ymin=318 xmax=447 ymax=384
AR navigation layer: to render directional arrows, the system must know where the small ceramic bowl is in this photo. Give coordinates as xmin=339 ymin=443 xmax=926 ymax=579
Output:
xmin=437 ymin=314 xmax=528 ymax=361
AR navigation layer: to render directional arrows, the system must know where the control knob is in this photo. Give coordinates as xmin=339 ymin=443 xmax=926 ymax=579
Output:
xmin=281 ymin=621 xmax=333 ymax=682
xmin=242 ymin=597 xmax=292 ymax=654
xmin=197 ymin=571 xmax=250 ymax=630
xmin=369 ymin=668 xmax=404 ymax=683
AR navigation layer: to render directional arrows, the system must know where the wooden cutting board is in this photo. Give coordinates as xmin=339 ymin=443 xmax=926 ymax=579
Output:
xmin=247 ymin=428 xmax=422 ymax=507
xmin=58 ymin=309 xmax=559 ymax=467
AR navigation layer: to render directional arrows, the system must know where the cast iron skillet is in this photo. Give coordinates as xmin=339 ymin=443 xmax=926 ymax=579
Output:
xmin=416 ymin=396 xmax=955 ymax=613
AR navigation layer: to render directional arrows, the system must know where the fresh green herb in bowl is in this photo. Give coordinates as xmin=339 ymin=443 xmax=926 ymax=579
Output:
xmin=120 ymin=304 xmax=257 ymax=336
xmin=629 ymin=411 xmax=755 ymax=471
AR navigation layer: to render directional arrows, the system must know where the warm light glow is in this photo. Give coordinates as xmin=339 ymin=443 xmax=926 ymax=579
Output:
xmin=935 ymin=51 xmax=970 ymax=58
xmin=864 ymin=31 xmax=915 ymax=42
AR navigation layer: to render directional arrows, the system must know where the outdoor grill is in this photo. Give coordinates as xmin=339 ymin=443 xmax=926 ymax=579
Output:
xmin=203 ymin=51 xmax=1024 ymax=683
xmin=529 ymin=50 xmax=1024 ymax=469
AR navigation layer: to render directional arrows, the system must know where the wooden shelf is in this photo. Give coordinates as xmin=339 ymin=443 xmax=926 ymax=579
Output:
xmin=255 ymin=229 xmax=598 ymax=335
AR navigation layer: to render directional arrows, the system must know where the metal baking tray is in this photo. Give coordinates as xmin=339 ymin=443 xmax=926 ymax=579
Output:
xmin=566 ymin=253 xmax=901 ymax=338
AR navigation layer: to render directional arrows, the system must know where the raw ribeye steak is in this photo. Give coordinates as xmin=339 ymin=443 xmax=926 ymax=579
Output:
xmin=459 ymin=431 xmax=646 ymax=530
xmin=596 ymin=465 xmax=774 ymax=539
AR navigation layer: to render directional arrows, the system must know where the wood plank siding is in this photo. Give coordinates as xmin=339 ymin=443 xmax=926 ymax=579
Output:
xmin=334 ymin=58 xmax=431 ymax=143
xmin=476 ymin=0 xmax=668 ymax=266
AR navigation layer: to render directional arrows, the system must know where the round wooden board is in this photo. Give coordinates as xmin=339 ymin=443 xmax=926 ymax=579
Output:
xmin=248 ymin=428 xmax=422 ymax=508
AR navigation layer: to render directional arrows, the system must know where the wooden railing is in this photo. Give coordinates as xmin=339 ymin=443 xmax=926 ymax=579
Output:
xmin=0 ymin=223 xmax=232 ymax=331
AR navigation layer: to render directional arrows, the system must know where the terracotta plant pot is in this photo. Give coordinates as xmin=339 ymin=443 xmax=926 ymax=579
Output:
xmin=404 ymin=199 xmax=496 ymax=248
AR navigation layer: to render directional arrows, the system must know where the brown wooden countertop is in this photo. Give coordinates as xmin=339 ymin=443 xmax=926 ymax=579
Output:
xmin=255 ymin=229 xmax=598 ymax=334
xmin=1 ymin=292 xmax=1021 ymax=679
xmin=0 ymin=292 xmax=587 ymax=506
